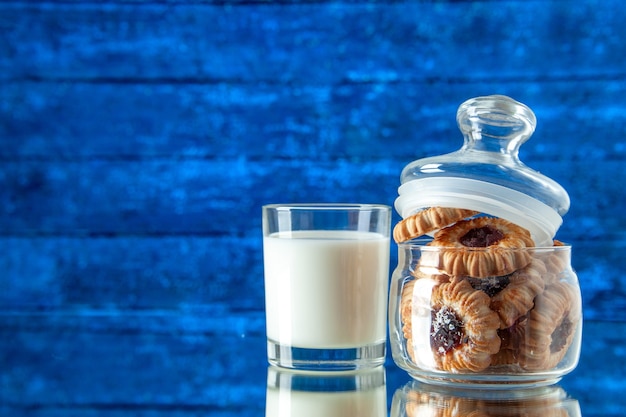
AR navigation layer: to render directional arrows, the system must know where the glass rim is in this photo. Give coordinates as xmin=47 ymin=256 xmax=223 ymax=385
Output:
xmin=263 ymin=203 xmax=391 ymax=211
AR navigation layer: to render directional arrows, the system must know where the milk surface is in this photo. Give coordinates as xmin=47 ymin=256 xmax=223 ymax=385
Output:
xmin=264 ymin=230 xmax=390 ymax=348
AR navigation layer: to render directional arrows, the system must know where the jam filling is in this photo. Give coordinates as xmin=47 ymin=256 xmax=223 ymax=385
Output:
xmin=460 ymin=225 xmax=505 ymax=247
xmin=551 ymin=318 xmax=573 ymax=353
xmin=498 ymin=315 xmax=527 ymax=348
xmin=431 ymin=306 xmax=466 ymax=355
xmin=467 ymin=275 xmax=511 ymax=297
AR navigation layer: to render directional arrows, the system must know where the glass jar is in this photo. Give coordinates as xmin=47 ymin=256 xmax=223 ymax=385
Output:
xmin=388 ymin=95 xmax=582 ymax=387
xmin=389 ymin=240 xmax=582 ymax=387
xmin=391 ymin=380 xmax=581 ymax=416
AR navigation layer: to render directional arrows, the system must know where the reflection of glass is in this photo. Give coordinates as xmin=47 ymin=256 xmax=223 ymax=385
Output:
xmin=265 ymin=365 xmax=387 ymax=417
xmin=391 ymin=380 xmax=581 ymax=417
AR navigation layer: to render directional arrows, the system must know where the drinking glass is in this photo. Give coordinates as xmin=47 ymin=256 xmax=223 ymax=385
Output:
xmin=262 ymin=203 xmax=391 ymax=370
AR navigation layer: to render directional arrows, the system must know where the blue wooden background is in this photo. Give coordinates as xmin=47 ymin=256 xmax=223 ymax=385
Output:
xmin=1 ymin=1 xmax=626 ymax=415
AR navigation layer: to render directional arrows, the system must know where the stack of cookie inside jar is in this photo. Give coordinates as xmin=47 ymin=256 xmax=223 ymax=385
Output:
xmin=388 ymin=95 xmax=582 ymax=387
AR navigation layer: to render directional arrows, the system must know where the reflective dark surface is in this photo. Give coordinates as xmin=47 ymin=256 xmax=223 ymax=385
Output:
xmin=1 ymin=317 xmax=624 ymax=416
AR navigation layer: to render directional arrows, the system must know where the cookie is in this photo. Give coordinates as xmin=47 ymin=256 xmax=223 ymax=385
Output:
xmin=537 ymin=240 xmax=570 ymax=285
xmin=491 ymin=316 xmax=528 ymax=367
xmin=393 ymin=207 xmax=479 ymax=243
xmin=489 ymin=258 xmax=547 ymax=329
xmin=426 ymin=217 xmax=535 ymax=277
xmin=401 ymin=273 xmax=451 ymax=365
xmin=490 ymin=346 xmax=519 ymax=367
xmin=400 ymin=279 xmax=415 ymax=340
xmin=518 ymin=282 xmax=581 ymax=371
xmin=429 ymin=279 xmax=501 ymax=372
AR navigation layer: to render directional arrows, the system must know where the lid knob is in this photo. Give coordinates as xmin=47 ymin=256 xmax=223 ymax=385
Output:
xmin=457 ymin=95 xmax=537 ymax=156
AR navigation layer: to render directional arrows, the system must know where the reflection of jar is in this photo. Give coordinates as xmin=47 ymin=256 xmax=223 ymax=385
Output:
xmin=265 ymin=366 xmax=387 ymax=417
xmin=391 ymin=380 xmax=581 ymax=417
xmin=388 ymin=96 xmax=582 ymax=387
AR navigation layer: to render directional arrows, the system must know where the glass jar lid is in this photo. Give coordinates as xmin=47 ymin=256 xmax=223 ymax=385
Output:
xmin=394 ymin=95 xmax=570 ymax=246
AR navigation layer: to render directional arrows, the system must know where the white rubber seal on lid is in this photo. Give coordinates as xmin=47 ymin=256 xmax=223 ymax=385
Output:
xmin=394 ymin=177 xmax=562 ymax=247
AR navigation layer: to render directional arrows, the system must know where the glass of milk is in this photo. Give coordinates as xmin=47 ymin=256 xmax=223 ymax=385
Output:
xmin=265 ymin=366 xmax=387 ymax=417
xmin=262 ymin=204 xmax=391 ymax=370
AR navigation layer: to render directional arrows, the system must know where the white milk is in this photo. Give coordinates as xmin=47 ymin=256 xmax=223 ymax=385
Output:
xmin=263 ymin=230 xmax=390 ymax=348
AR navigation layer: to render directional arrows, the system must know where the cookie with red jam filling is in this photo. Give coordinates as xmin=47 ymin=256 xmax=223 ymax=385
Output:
xmin=426 ymin=217 xmax=535 ymax=277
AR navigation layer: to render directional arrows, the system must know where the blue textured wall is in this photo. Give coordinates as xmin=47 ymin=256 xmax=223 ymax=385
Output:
xmin=1 ymin=1 xmax=626 ymax=415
